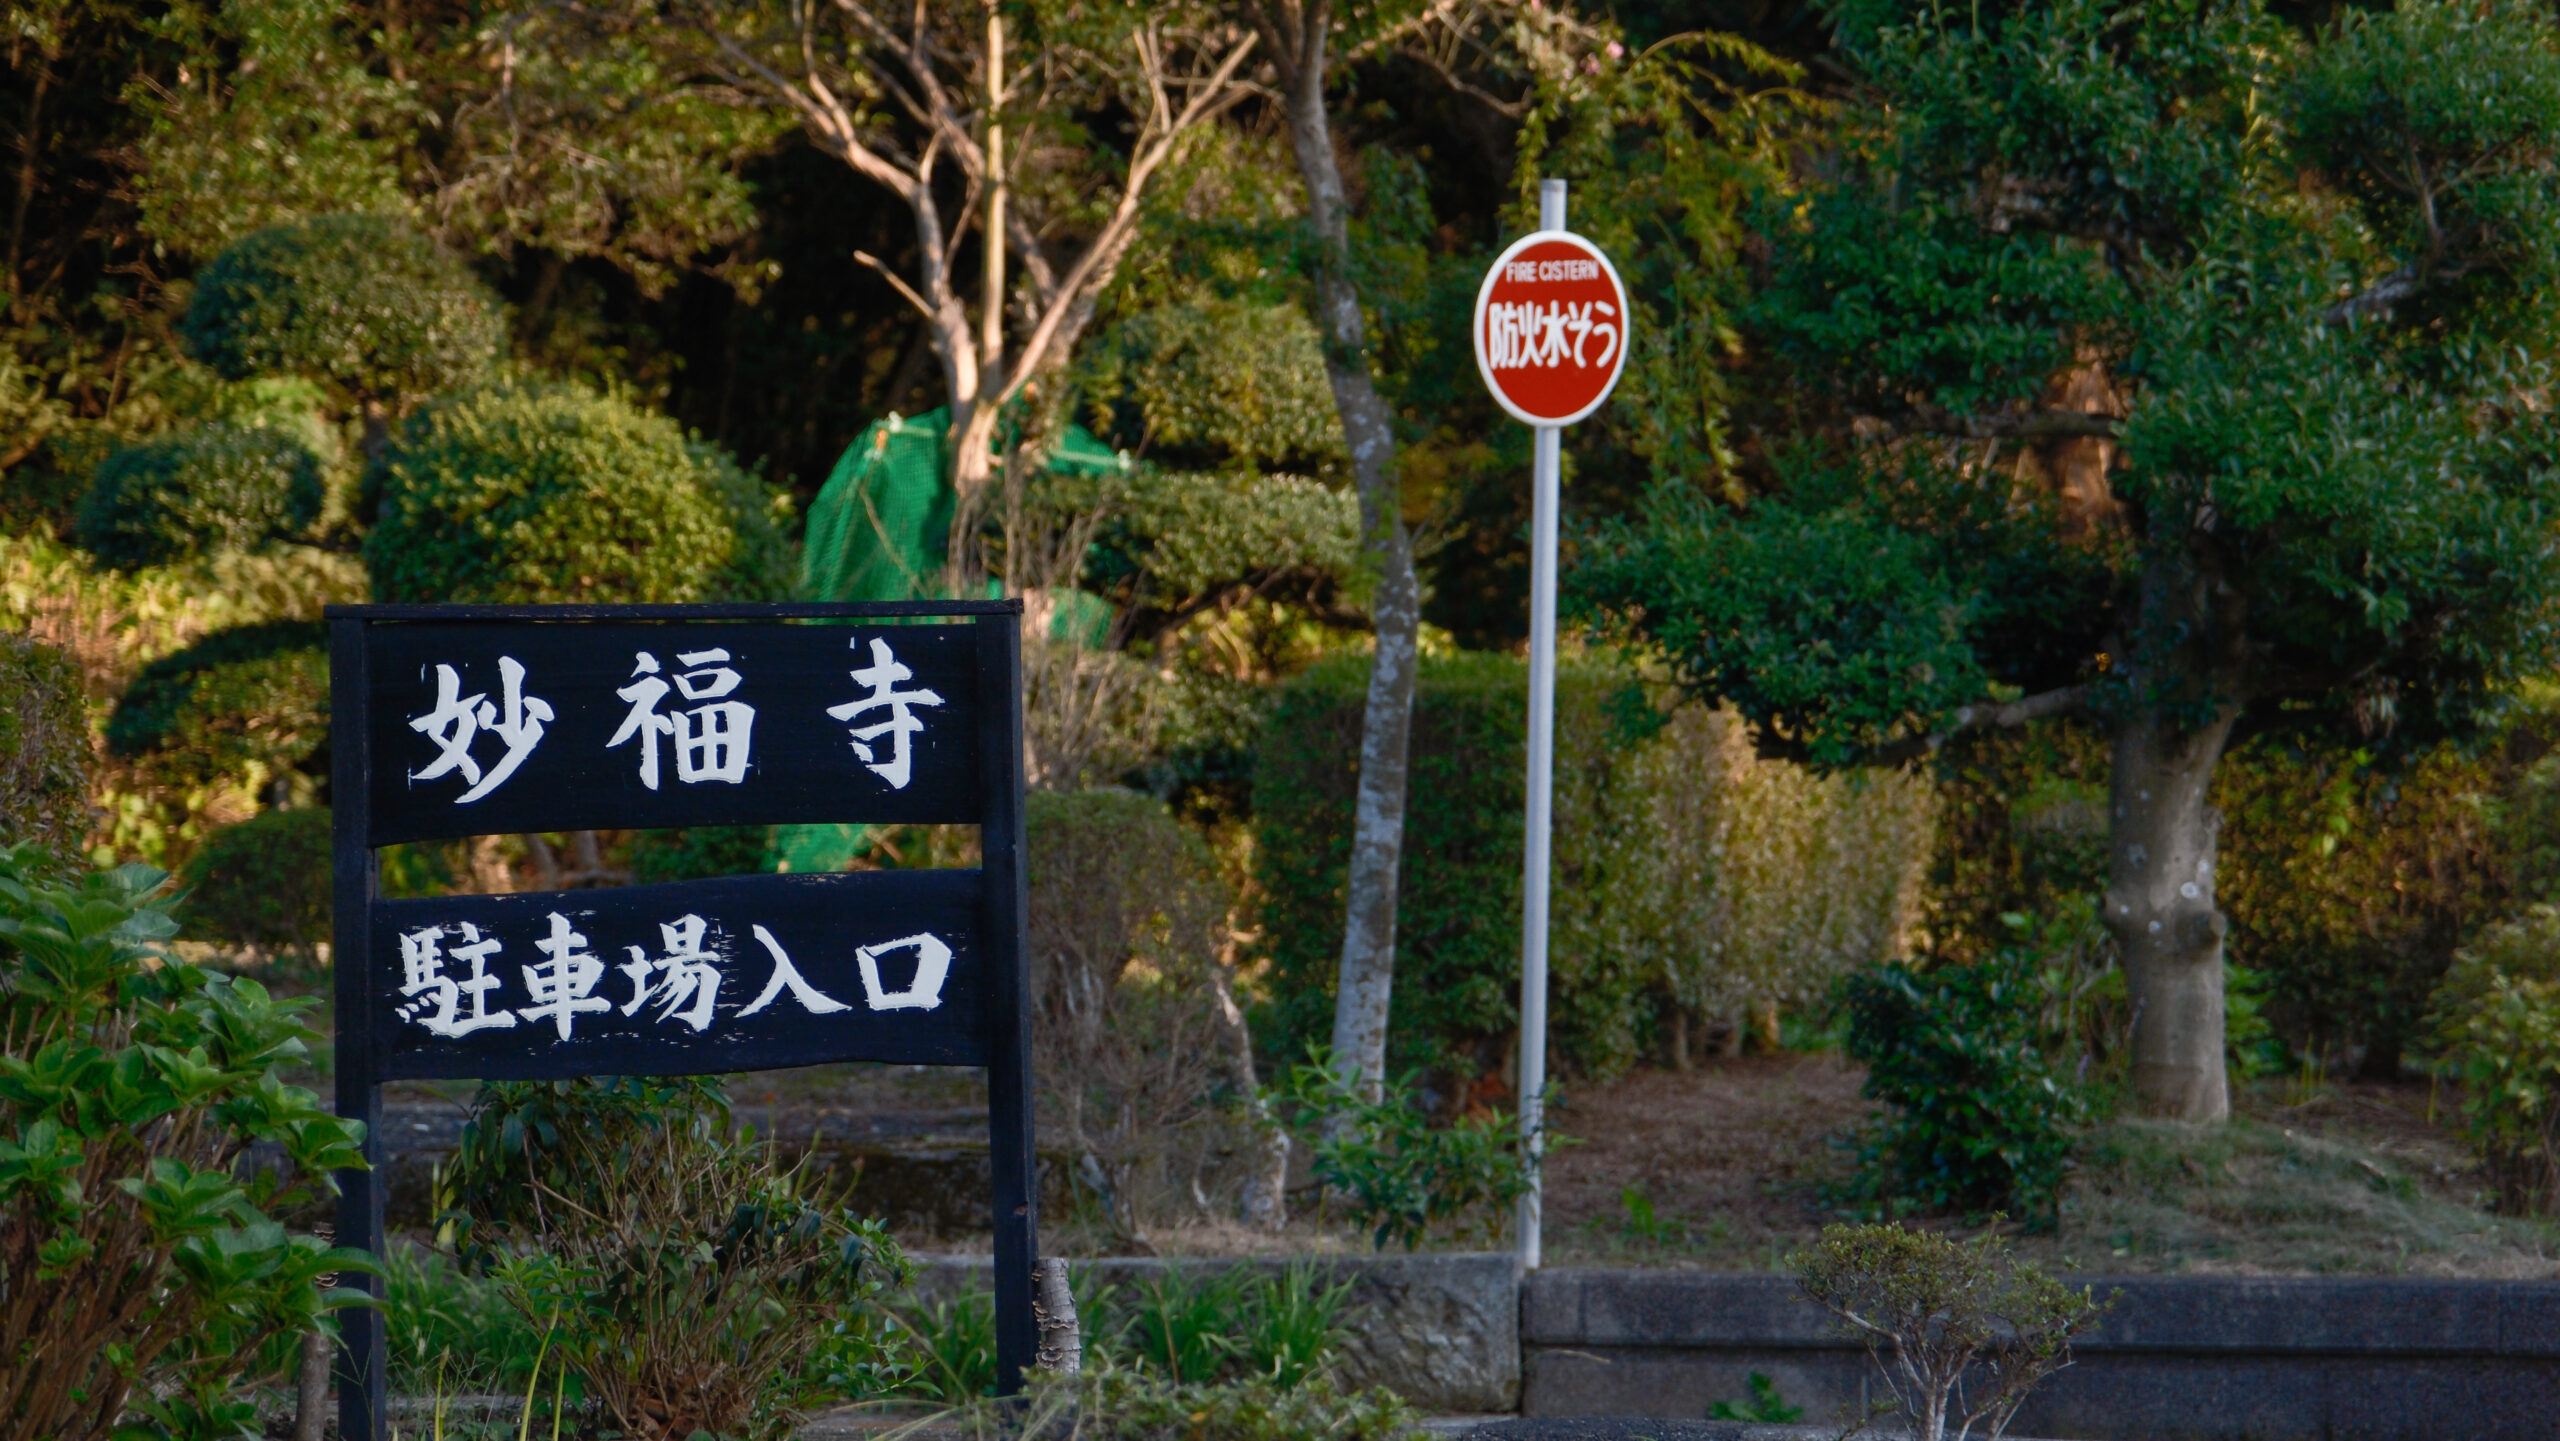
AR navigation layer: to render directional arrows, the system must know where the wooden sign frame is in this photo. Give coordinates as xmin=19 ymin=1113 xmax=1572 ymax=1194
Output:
xmin=327 ymin=601 xmax=1039 ymax=1441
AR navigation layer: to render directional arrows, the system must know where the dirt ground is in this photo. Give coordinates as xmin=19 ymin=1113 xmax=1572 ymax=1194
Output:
xmin=349 ymin=1007 xmax=2559 ymax=1276
xmin=1534 ymin=1053 xmax=2560 ymax=1278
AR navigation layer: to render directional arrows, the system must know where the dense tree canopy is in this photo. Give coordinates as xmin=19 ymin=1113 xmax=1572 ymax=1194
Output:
xmin=1577 ymin=0 xmax=2560 ymax=1118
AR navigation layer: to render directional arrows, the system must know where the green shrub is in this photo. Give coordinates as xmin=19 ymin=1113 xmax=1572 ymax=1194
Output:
xmin=0 ymin=634 xmax=90 ymax=861
xmin=106 ymin=620 xmax=328 ymax=799
xmin=1835 ymin=959 xmax=2086 ymax=1222
xmin=0 ymin=844 xmax=369 ymax=1440
xmin=440 ymin=1076 xmax=907 ymax=1440
xmin=625 ymin=825 xmax=777 ymax=885
xmin=73 ymin=421 xmax=326 ymax=570
xmin=1252 ymin=654 xmax=1933 ymax=1084
xmin=178 ymin=214 xmax=503 ymax=406
xmin=1253 ymin=653 xmax=1536 ymax=1084
xmin=1279 ymin=1059 xmax=1536 ymax=1251
xmin=179 ymin=808 xmax=332 ymax=956
xmin=365 ymin=381 xmax=793 ymax=604
xmin=1078 ymin=300 xmax=1345 ymax=472
xmin=2431 ymin=906 xmax=2560 ymax=1214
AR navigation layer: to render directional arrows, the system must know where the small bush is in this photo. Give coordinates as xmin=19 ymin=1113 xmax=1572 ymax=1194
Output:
xmin=1027 ymin=788 xmax=1255 ymax=1243
xmin=2431 ymin=906 xmax=2560 ymax=1214
xmin=440 ymin=1076 xmax=908 ymax=1440
xmin=180 ymin=808 xmax=332 ymax=956
xmin=178 ymin=214 xmax=503 ymax=405
xmin=106 ymin=620 xmax=328 ymax=798
xmin=1791 ymin=1223 xmax=2107 ymax=1441
xmin=0 ymin=634 xmax=90 ymax=861
xmin=73 ymin=421 xmax=326 ymax=570
xmin=365 ymin=381 xmax=792 ymax=604
xmin=1836 ymin=959 xmax=2086 ymax=1222
xmin=1281 ymin=1059 xmax=1537 ymax=1251
xmin=0 ymin=845 xmax=369 ymax=1440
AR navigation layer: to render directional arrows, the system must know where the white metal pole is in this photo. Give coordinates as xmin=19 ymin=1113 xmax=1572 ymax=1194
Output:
xmin=1518 ymin=177 xmax=1566 ymax=1270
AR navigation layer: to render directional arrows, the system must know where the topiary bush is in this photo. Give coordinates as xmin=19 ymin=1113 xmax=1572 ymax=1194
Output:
xmin=2431 ymin=906 xmax=2560 ymax=1215
xmin=179 ymin=808 xmax=332 ymax=957
xmin=72 ymin=421 xmax=326 ymax=570
xmin=106 ymin=620 xmax=328 ymax=799
xmin=364 ymin=381 xmax=793 ymax=604
xmin=0 ymin=844 xmax=369 ymax=1440
xmin=177 ymin=214 xmax=504 ymax=407
xmin=0 ymin=634 xmax=91 ymax=861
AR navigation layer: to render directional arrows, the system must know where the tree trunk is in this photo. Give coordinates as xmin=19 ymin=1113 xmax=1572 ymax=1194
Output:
xmin=2103 ymin=704 xmax=2240 ymax=1121
xmin=1278 ymin=33 xmax=1421 ymax=1102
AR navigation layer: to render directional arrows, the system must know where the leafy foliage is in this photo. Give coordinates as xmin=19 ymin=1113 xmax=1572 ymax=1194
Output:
xmin=1077 ymin=300 xmax=1343 ymax=472
xmin=0 ymin=635 xmax=90 ymax=862
xmin=365 ymin=381 xmax=792 ymax=604
xmin=440 ymin=1075 xmax=908 ymax=1441
xmin=1708 ymin=1373 xmax=1802 ymax=1424
xmin=2430 ymin=906 xmax=2560 ymax=1215
xmin=1280 ymin=1059 xmax=1537 ymax=1252
xmin=1253 ymin=654 xmax=1932 ymax=1082
xmin=1836 ymin=959 xmax=2087 ymax=1222
xmin=105 ymin=620 xmax=329 ymax=801
xmin=626 ymin=825 xmax=778 ymax=885
xmin=177 ymin=214 xmax=504 ymax=407
xmin=178 ymin=808 xmax=331 ymax=957
xmin=1791 ymin=1222 xmax=2107 ymax=1441
xmin=0 ymin=845 xmax=370 ymax=1441
xmin=73 ymin=422 xmax=326 ymax=571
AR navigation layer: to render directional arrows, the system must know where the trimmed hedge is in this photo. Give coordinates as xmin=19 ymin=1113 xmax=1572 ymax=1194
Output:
xmin=1251 ymin=653 xmax=1934 ymax=1086
xmin=74 ymin=422 xmax=325 ymax=570
xmin=180 ymin=807 xmax=332 ymax=955
xmin=107 ymin=621 xmax=329 ymax=796
xmin=0 ymin=633 xmax=92 ymax=859
xmin=364 ymin=381 xmax=792 ymax=605
xmin=178 ymin=214 xmax=503 ymax=404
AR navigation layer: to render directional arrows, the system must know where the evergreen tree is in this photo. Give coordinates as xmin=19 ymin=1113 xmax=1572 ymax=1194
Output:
xmin=1578 ymin=0 xmax=2560 ymax=1119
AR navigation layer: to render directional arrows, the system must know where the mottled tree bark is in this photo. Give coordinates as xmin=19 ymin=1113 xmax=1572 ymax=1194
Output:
xmin=2103 ymin=704 xmax=2239 ymax=1121
xmin=1261 ymin=0 xmax=1423 ymax=1100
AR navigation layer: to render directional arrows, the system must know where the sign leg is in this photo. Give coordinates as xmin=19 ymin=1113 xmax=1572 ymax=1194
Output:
xmin=329 ymin=615 xmax=388 ymax=1441
xmin=977 ymin=613 xmax=1040 ymax=1392
xmin=333 ymin=1077 xmax=386 ymax=1441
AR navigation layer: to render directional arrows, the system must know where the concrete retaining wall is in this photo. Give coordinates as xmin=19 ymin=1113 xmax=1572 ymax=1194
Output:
xmin=912 ymin=1252 xmax=1521 ymax=1414
xmin=1522 ymin=1270 xmax=2560 ymax=1441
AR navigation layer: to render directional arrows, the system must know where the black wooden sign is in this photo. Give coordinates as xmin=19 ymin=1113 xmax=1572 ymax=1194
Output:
xmin=329 ymin=602 xmax=1039 ymax=1441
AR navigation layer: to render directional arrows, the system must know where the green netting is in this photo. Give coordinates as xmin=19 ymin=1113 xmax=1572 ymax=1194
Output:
xmin=799 ymin=407 xmax=954 ymax=604
xmin=786 ymin=411 xmax=1127 ymax=870
xmin=798 ymin=408 xmax=1132 ymax=603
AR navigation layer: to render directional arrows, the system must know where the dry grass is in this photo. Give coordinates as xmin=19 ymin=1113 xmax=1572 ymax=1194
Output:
xmin=1538 ymin=1054 xmax=2560 ymax=1278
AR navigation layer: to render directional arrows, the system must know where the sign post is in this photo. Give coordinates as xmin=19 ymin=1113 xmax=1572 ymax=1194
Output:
xmin=327 ymin=600 xmax=1039 ymax=1441
xmin=1472 ymin=180 xmax=1628 ymax=1270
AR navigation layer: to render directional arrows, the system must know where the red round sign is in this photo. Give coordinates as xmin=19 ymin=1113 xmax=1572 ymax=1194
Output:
xmin=1472 ymin=230 xmax=1630 ymax=427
